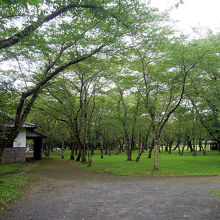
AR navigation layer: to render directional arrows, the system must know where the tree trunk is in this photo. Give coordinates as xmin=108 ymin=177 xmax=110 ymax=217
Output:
xmin=154 ymin=138 xmax=159 ymax=170
xmin=81 ymin=116 xmax=87 ymax=163
xmin=131 ymin=136 xmax=135 ymax=151
xmin=100 ymin=149 xmax=104 ymax=159
xmin=192 ymin=139 xmax=196 ymax=157
xmin=181 ymin=142 xmax=185 ymax=156
xmin=100 ymin=137 xmax=104 ymax=159
xmin=138 ymin=132 xmax=142 ymax=154
xmin=173 ymin=139 xmax=181 ymax=151
xmin=76 ymin=146 xmax=81 ymax=161
xmin=148 ymin=139 xmax=155 ymax=158
xmin=115 ymin=146 xmax=119 ymax=155
xmin=127 ymin=148 xmax=132 ymax=161
xmin=108 ymin=146 xmax=111 ymax=156
xmin=199 ymin=140 xmax=202 ymax=151
xmin=202 ymin=140 xmax=207 ymax=155
xmin=61 ymin=140 xmax=65 ymax=159
xmin=136 ymin=144 xmax=149 ymax=162
xmin=168 ymin=141 xmax=174 ymax=154
xmin=187 ymin=139 xmax=193 ymax=152
xmin=178 ymin=144 xmax=181 ymax=154
xmin=105 ymin=142 xmax=108 ymax=155
xmin=88 ymin=159 xmax=92 ymax=167
xmin=44 ymin=143 xmax=50 ymax=157
xmin=87 ymin=143 xmax=92 ymax=167
xmin=136 ymin=131 xmax=150 ymax=162
xmin=136 ymin=150 xmax=142 ymax=162
xmin=75 ymin=146 xmax=78 ymax=155
xmin=70 ymin=142 xmax=74 ymax=160
xmin=81 ymin=145 xmax=86 ymax=163
xmin=91 ymin=144 xmax=94 ymax=155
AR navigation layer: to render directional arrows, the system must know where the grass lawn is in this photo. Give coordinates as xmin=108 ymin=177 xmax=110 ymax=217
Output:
xmin=51 ymin=149 xmax=220 ymax=176
xmin=0 ymin=163 xmax=28 ymax=207
xmin=0 ymin=163 xmax=24 ymax=175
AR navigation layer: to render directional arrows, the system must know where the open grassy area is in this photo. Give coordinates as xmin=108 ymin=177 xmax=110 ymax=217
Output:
xmin=0 ymin=163 xmax=28 ymax=207
xmin=0 ymin=163 xmax=24 ymax=175
xmin=51 ymin=150 xmax=220 ymax=176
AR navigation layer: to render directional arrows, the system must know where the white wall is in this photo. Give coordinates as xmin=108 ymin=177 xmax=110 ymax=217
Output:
xmin=13 ymin=129 xmax=26 ymax=148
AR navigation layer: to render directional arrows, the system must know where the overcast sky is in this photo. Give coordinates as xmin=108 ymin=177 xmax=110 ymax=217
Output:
xmin=148 ymin=0 xmax=220 ymax=37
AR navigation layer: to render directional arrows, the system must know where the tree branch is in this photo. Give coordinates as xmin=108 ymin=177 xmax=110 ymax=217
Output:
xmin=23 ymin=44 xmax=105 ymax=98
xmin=0 ymin=2 xmax=128 ymax=50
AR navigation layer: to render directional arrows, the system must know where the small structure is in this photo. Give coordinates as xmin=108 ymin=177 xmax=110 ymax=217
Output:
xmin=2 ymin=117 xmax=47 ymax=163
xmin=207 ymin=140 xmax=219 ymax=151
xmin=202 ymin=140 xmax=219 ymax=151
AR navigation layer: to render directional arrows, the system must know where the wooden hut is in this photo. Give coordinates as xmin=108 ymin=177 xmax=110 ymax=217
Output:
xmin=2 ymin=116 xmax=47 ymax=163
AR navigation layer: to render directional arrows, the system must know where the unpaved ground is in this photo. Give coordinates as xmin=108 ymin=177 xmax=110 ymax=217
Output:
xmin=1 ymin=158 xmax=220 ymax=220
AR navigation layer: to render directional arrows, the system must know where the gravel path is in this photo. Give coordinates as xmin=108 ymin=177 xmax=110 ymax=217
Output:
xmin=1 ymin=158 xmax=220 ymax=220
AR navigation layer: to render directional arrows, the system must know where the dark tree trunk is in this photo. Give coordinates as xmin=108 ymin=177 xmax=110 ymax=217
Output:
xmin=138 ymin=133 xmax=142 ymax=153
xmin=199 ymin=140 xmax=202 ymax=151
xmin=148 ymin=139 xmax=155 ymax=158
xmin=61 ymin=140 xmax=65 ymax=159
xmin=81 ymin=147 xmax=86 ymax=163
xmin=91 ymin=144 xmax=94 ymax=155
xmin=75 ymin=146 xmax=78 ymax=155
xmin=202 ymin=140 xmax=207 ymax=155
xmin=105 ymin=142 xmax=108 ymax=155
xmin=118 ymin=145 xmax=121 ymax=153
xmin=187 ymin=139 xmax=193 ymax=152
xmin=136 ymin=130 xmax=150 ymax=162
xmin=168 ymin=141 xmax=174 ymax=154
xmin=154 ymin=137 xmax=159 ymax=170
xmin=119 ymin=140 xmax=124 ymax=153
xmin=115 ymin=146 xmax=119 ymax=155
xmin=173 ymin=140 xmax=181 ymax=151
xmin=76 ymin=146 xmax=81 ymax=161
xmin=70 ymin=142 xmax=74 ymax=160
xmin=131 ymin=136 xmax=135 ymax=151
xmin=100 ymin=149 xmax=104 ymax=159
xmin=136 ymin=144 xmax=149 ymax=162
xmin=127 ymin=148 xmax=132 ymax=161
xmin=137 ymin=133 xmax=141 ymax=158
xmin=88 ymin=159 xmax=91 ymax=167
xmin=87 ymin=143 xmax=92 ymax=167
xmin=192 ymin=139 xmax=196 ymax=156
xmin=44 ymin=143 xmax=50 ymax=157
xmin=108 ymin=145 xmax=111 ymax=156
xmin=181 ymin=142 xmax=185 ymax=156
xmin=100 ymin=138 xmax=104 ymax=159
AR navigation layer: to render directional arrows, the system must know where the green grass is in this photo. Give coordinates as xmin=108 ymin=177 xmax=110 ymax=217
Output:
xmin=0 ymin=163 xmax=24 ymax=175
xmin=0 ymin=163 xmax=27 ymax=207
xmin=51 ymin=149 xmax=220 ymax=176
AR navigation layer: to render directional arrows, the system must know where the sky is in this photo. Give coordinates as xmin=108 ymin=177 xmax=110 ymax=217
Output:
xmin=148 ymin=0 xmax=220 ymax=37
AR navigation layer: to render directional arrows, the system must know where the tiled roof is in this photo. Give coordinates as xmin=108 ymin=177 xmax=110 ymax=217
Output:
xmin=2 ymin=113 xmax=36 ymax=128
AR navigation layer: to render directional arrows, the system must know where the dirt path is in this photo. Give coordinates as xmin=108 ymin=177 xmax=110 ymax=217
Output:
xmin=1 ymin=158 xmax=220 ymax=220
